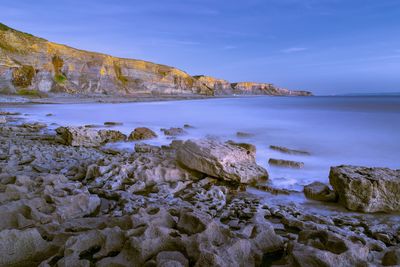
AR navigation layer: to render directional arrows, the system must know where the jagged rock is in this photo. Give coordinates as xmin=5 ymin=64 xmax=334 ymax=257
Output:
xmin=269 ymin=145 xmax=310 ymax=155
xmin=56 ymin=126 xmax=126 ymax=147
xmin=329 ymin=165 xmax=400 ymax=213
xmin=54 ymin=227 xmax=125 ymax=266
xmin=268 ymin=158 xmax=304 ymax=169
xmin=129 ymin=127 xmax=157 ymax=140
xmin=304 ymin=182 xmax=337 ymax=202
xmin=0 ymin=228 xmax=53 ymax=267
xmin=177 ymin=209 xmax=210 ymax=235
xmin=177 ymin=139 xmax=268 ymax=184
xmin=161 ymin=127 xmax=186 ymax=136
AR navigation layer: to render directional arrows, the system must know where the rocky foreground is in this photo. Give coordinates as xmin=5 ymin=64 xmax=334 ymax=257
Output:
xmin=0 ymin=113 xmax=399 ymax=267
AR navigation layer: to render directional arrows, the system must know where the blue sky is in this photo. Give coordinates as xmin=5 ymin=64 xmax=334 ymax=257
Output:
xmin=1 ymin=0 xmax=400 ymax=94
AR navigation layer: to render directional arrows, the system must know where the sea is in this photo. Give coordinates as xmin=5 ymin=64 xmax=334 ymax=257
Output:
xmin=4 ymin=96 xmax=400 ymax=193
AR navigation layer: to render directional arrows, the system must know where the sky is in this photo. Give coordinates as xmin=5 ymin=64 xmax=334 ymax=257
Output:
xmin=1 ymin=0 xmax=400 ymax=95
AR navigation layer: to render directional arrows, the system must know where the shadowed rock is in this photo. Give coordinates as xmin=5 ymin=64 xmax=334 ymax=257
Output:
xmin=177 ymin=139 xmax=268 ymax=184
xmin=329 ymin=165 xmax=400 ymax=213
xmin=304 ymin=182 xmax=337 ymax=202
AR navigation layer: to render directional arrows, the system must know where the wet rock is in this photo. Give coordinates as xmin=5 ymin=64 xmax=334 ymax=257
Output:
xmin=46 ymin=113 xmax=53 ymax=117
xmin=382 ymin=248 xmax=400 ymax=266
xmin=161 ymin=127 xmax=186 ymax=136
xmin=21 ymin=122 xmax=47 ymax=131
xmin=56 ymin=126 xmax=126 ymax=147
xmin=236 ymin=131 xmax=254 ymax=138
xmin=104 ymin=121 xmax=123 ymax=126
xmin=268 ymin=158 xmax=304 ymax=169
xmin=0 ymin=228 xmax=53 ymax=266
xmin=304 ymin=182 xmax=337 ymax=202
xmin=0 ymin=111 xmax=21 ymax=115
xmin=269 ymin=145 xmax=310 ymax=155
xmin=177 ymin=139 xmax=268 ymax=184
xmin=183 ymin=124 xmax=195 ymax=129
xmin=329 ymin=165 xmax=400 ymax=213
xmin=129 ymin=127 xmax=158 ymax=141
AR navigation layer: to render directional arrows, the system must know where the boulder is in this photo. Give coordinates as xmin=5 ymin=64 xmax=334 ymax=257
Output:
xmin=0 ymin=228 xmax=52 ymax=266
xmin=382 ymin=249 xmax=400 ymax=266
xmin=268 ymin=158 xmax=304 ymax=169
xmin=329 ymin=165 xmax=400 ymax=213
xmin=176 ymin=139 xmax=268 ymax=184
xmin=56 ymin=126 xmax=126 ymax=147
xmin=129 ymin=127 xmax=157 ymax=140
xmin=98 ymin=129 xmax=127 ymax=142
xmin=304 ymin=182 xmax=337 ymax=202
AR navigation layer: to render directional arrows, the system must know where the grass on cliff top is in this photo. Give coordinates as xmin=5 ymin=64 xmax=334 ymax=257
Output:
xmin=16 ymin=89 xmax=48 ymax=98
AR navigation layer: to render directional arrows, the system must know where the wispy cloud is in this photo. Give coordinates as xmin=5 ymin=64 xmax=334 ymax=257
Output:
xmin=281 ymin=47 xmax=307 ymax=53
xmin=223 ymin=45 xmax=237 ymax=50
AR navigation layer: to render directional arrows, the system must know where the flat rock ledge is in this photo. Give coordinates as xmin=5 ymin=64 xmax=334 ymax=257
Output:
xmin=329 ymin=165 xmax=400 ymax=213
xmin=177 ymin=139 xmax=268 ymax=184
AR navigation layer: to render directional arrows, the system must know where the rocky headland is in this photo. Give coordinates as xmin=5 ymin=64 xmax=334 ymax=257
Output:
xmin=0 ymin=23 xmax=312 ymax=102
xmin=0 ymin=111 xmax=399 ymax=267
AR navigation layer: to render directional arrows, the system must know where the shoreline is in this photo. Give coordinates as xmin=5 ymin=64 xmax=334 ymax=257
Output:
xmin=0 ymin=110 xmax=399 ymax=266
xmin=0 ymin=93 xmax=317 ymax=105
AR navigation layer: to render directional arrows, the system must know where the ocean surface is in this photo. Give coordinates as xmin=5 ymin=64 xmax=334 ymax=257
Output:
xmin=4 ymin=96 xmax=400 ymax=191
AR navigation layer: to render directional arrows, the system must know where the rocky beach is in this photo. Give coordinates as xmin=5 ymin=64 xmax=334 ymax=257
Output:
xmin=0 ymin=110 xmax=399 ymax=267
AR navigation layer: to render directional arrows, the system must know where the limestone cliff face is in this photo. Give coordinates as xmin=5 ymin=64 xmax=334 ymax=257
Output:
xmin=0 ymin=23 xmax=312 ymax=97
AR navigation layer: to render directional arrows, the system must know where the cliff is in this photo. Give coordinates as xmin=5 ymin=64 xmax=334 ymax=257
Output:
xmin=0 ymin=23 xmax=312 ymax=97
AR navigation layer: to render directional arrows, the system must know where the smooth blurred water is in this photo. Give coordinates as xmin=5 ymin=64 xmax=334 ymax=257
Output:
xmin=5 ymin=96 xmax=400 ymax=191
